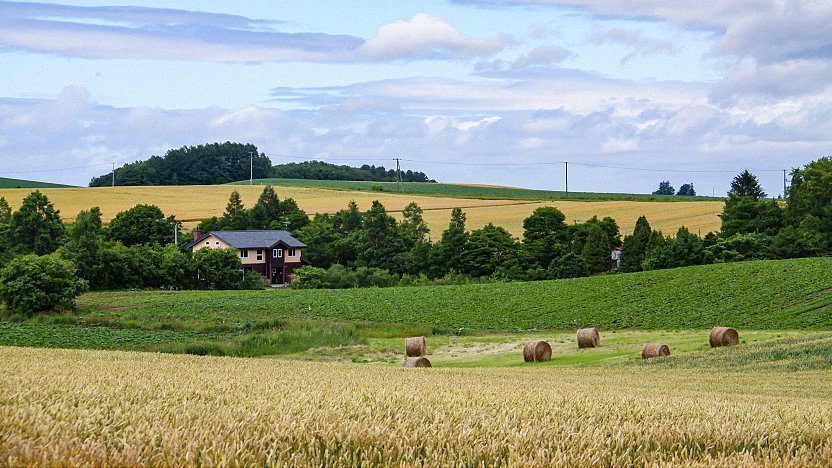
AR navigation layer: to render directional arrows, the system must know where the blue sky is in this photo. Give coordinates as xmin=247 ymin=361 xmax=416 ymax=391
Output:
xmin=1 ymin=0 xmax=831 ymax=195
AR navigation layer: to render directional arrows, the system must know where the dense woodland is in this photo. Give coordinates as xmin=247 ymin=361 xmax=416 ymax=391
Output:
xmin=3 ymin=157 xmax=832 ymax=315
xmin=89 ymin=142 xmax=433 ymax=186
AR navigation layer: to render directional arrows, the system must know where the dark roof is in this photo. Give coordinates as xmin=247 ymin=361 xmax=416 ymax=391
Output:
xmin=189 ymin=230 xmax=306 ymax=249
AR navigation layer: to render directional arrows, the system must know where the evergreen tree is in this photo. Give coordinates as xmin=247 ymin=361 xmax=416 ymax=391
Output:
xmin=0 ymin=197 xmax=10 ymax=224
xmin=249 ymin=186 xmax=281 ymax=229
xmin=9 ymin=191 xmax=65 ymax=255
xmin=547 ymin=252 xmax=589 ymax=279
xmin=581 ymin=224 xmax=611 ymax=274
xmin=719 ymin=196 xmax=785 ymax=237
xmin=431 ymin=208 xmax=469 ymax=276
xmin=729 ymin=170 xmax=766 ymax=199
xmin=620 ymin=216 xmax=652 ymax=273
xmin=643 ymin=227 xmax=704 ymax=270
xmin=221 ymin=190 xmax=249 ymax=230
xmin=276 ymin=197 xmax=309 ymax=232
xmin=396 ymin=202 xmax=431 ymax=276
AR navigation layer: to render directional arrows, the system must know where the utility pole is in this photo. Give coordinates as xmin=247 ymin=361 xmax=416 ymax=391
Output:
xmin=112 ymin=162 xmax=115 ymax=187
xmin=564 ymin=161 xmax=568 ymax=199
xmin=248 ymin=151 xmax=255 ymax=185
xmin=395 ymin=158 xmax=402 ymax=193
xmin=174 ymin=223 xmax=179 ymax=245
xmin=783 ymin=169 xmax=787 ymax=199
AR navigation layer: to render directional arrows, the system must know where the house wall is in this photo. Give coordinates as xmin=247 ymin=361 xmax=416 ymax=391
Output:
xmin=192 ymin=235 xmax=265 ymax=265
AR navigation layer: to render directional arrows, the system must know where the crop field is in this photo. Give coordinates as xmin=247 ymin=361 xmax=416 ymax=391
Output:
xmin=238 ymin=178 xmax=721 ymax=202
xmin=2 ymin=343 xmax=832 ymax=465
xmin=0 ymin=184 xmax=723 ymax=235
xmin=71 ymin=258 xmax=832 ymax=332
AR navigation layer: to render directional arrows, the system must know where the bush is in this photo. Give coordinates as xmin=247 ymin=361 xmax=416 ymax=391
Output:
xmin=0 ymin=254 xmax=88 ymax=316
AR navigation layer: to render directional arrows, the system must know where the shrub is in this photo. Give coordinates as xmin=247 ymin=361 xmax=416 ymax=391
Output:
xmin=0 ymin=254 xmax=88 ymax=316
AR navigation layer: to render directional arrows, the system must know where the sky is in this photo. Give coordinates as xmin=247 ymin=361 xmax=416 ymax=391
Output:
xmin=1 ymin=1 xmax=831 ymax=195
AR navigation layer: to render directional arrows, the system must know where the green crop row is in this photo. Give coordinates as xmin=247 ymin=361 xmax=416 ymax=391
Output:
xmin=77 ymin=258 xmax=832 ymax=332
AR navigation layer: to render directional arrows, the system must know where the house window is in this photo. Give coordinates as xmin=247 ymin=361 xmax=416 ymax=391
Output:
xmin=256 ymin=249 xmax=263 ymax=261
xmin=215 ymin=241 xmax=220 ymax=245
xmin=276 ymin=249 xmax=283 ymax=258
xmin=240 ymin=250 xmax=248 ymax=258
xmin=205 ymin=242 xmax=209 ymax=245
xmin=289 ymin=248 xmax=296 ymax=257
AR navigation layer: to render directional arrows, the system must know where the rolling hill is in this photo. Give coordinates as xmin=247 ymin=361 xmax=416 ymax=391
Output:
xmin=0 ymin=177 xmax=74 ymax=189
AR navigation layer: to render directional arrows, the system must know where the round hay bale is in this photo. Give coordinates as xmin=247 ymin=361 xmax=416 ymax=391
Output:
xmin=405 ymin=336 xmax=427 ymax=357
xmin=403 ymin=357 xmax=431 ymax=368
xmin=709 ymin=327 xmax=739 ymax=347
xmin=641 ymin=344 xmax=670 ymax=360
xmin=523 ymin=340 xmax=552 ymax=362
xmin=576 ymin=327 xmax=600 ymax=348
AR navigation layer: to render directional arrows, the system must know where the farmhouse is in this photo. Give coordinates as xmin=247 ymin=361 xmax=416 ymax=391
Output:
xmin=189 ymin=229 xmax=309 ymax=285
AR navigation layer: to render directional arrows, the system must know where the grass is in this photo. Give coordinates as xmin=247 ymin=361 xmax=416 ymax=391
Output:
xmin=2 ymin=345 xmax=831 ymax=465
xmin=236 ymin=178 xmax=722 ymax=202
xmin=0 ymin=177 xmax=74 ymax=189
xmin=72 ymin=258 xmax=832 ymax=333
xmin=0 ymin=184 xmax=724 ymax=236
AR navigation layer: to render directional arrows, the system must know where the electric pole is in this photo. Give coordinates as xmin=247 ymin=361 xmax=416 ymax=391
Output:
xmin=248 ymin=151 xmax=255 ymax=185
xmin=783 ymin=169 xmax=787 ymax=199
xmin=396 ymin=158 xmax=402 ymax=193
xmin=112 ymin=162 xmax=115 ymax=187
xmin=564 ymin=161 xmax=568 ymax=199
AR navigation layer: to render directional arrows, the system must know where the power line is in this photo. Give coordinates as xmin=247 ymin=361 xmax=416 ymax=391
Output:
xmin=1 ymin=162 xmax=122 ymax=174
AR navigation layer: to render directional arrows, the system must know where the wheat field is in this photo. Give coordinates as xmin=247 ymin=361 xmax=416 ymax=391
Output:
xmin=0 ymin=185 xmax=723 ymax=236
xmin=2 ymin=346 xmax=831 ymax=466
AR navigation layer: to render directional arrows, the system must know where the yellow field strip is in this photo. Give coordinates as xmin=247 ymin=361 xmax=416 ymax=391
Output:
xmin=2 ymin=347 xmax=830 ymax=466
xmin=0 ymin=185 xmax=723 ymax=236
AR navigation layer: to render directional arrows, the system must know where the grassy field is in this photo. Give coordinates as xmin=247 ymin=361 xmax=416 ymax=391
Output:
xmin=0 ymin=184 xmax=724 ymax=236
xmin=3 ymin=342 xmax=831 ymax=465
xmin=235 ymin=178 xmax=722 ymax=202
xmin=0 ymin=177 xmax=74 ymax=189
xmin=2 ymin=258 xmax=830 ymax=363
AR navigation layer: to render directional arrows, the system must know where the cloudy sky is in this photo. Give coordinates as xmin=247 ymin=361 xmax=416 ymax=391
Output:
xmin=1 ymin=0 xmax=831 ymax=195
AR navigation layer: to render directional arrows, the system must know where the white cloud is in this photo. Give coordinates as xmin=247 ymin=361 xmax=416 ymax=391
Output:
xmin=360 ymin=13 xmax=506 ymax=60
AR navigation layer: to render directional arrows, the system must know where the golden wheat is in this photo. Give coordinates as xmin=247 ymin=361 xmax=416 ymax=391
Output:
xmin=0 ymin=185 xmax=722 ymax=236
xmin=2 ymin=346 xmax=831 ymax=466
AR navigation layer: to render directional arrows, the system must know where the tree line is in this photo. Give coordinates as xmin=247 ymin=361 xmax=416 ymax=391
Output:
xmin=4 ymin=156 xmax=832 ymax=314
xmin=88 ymin=142 xmax=433 ymax=187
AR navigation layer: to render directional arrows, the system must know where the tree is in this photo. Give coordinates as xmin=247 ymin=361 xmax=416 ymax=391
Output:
xmin=431 ymin=208 xmax=469 ymax=276
xmin=729 ymin=170 xmax=766 ymax=199
xmin=653 ymin=181 xmax=675 ymax=195
xmin=221 ymin=190 xmax=249 ymax=230
xmin=547 ymin=252 xmax=589 ymax=279
xmin=60 ymin=207 xmax=105 ymax=287
xmin=643 ymin=227 xmax=704 ymax=270
xmin=107 ymin=204 xmax=177 ymax=247
xmin=9 ymin=191 xmax=65 ymax=255
xmin=396 ymin=202 xmax=431 ymax=276
xmin=193 ymin=247 xmax=243 ymax=290
xmin=719 ymin=196 xmax=784 ymax=237
xmin=787 ymin=157 xmax=832 ymax=246
xmin=581 ymin=224 xmax=611 ymax=274
xmin=620 ymin=216 xmax=652 ymax=272
xmin=463 ymin=223 xmax=519 ymax=277
xmin=0 ymin=254 xmax=87 ymax=316
xmin=354 ymin=201 xmax=403 ymax=271
xmin=249 ymin=186 xmax=281 ymax=229
xmin=676 ymin=183 xmax=696 ymax=196
xmin=275 ymin=197 xmax=309 ymax=232
xmin=0 ymin=197 xmax=10 ymax=224
xmin=522 ymin=206 xmax=569 ymax=269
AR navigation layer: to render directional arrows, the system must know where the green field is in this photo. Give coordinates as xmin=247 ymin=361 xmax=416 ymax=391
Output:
xmin=0 ymin=177 xmax=74 ymax=189
xmin=234 ymin=178 xmax=722 ymax=202
xmin=2 ymin=258 xmax=830 ymax=363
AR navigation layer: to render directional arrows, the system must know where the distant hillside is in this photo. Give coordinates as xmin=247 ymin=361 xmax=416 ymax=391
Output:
xmin=89 ymin=142 xmax=272 ymax=187
xmin=0 ymin=177 xmax=74 ymax=189
xmin=272 ymin=161 xmax=433 ymax=183
xmin=88 ymin=142 xmax=434 ymax=186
